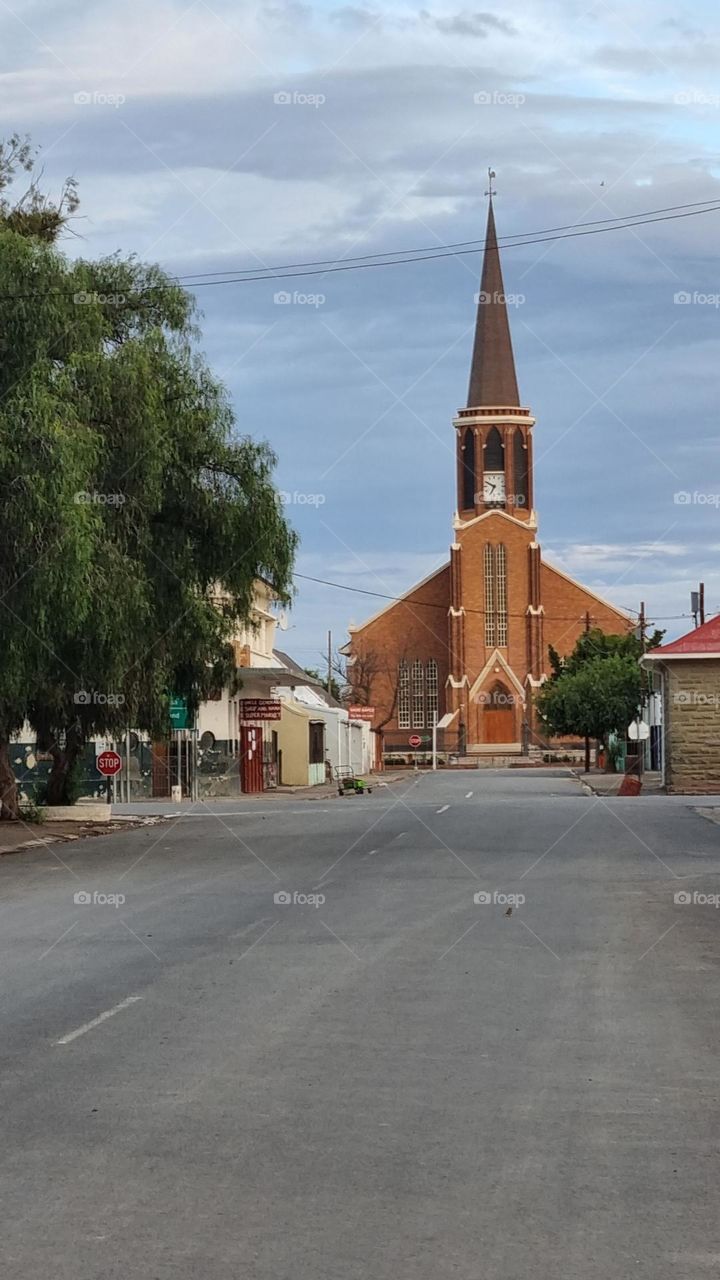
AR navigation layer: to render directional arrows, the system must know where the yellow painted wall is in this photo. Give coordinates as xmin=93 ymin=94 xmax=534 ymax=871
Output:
xmin=277 ymin=702 xmax=313 ymax=786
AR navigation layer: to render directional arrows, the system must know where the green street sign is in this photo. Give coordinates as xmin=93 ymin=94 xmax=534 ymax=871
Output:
xmin=169 ymin=695 xmax=190 ymax=730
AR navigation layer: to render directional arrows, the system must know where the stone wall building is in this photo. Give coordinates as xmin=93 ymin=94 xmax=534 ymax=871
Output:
xmin=642 ymin=616 xmax=720 ymax=793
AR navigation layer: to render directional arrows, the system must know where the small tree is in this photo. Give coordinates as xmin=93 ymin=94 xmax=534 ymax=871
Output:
xmin=536 ymin=626 xmax=662 ymax=768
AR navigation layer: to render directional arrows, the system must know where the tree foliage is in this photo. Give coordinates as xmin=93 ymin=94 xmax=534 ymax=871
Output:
xmin=0 ymin=137 xmax=297 ymax=815
xmin=536 ymin=627 xmax=663 ymax=744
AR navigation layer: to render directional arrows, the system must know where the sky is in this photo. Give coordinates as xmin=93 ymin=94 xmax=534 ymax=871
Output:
xmin=2 ymin=0 xmax=720 ymax=664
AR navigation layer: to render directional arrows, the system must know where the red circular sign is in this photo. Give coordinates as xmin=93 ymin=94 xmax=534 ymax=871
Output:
xmin=408 ymin=734 xmax=422 ymax=748
xmin=97 ymin=750 xmax=122 ymax=777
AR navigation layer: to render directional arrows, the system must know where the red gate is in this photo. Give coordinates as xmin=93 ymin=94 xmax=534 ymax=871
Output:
xmin=240 ymin=725 xmax=264 ymax=794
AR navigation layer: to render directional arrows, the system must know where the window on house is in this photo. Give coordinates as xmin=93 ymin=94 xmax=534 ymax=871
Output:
xmin=398 ymin=660 xmax=410 ymax=729
xmin=412 ymin=659 xmax=425 ymax=728
xmin=426 ymin=659 xmax=438 ymax=726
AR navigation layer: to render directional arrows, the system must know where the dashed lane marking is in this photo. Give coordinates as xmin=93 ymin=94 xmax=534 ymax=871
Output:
xmin=55 ymin=996 xmax=143 ymax=1046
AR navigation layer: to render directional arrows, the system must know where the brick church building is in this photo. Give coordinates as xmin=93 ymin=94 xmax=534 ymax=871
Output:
xmin=345 ymin=192 xmax=630 ymax=756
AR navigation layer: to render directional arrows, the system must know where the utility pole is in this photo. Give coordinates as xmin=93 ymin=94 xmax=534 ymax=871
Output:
xmin=699 ymin=582 xmax=706 ymax=626
xmin=638 ymin=601 xmax=646 ymax=779
xmin=584 ymin=611 xmax=591 ymax=773
xmin=327 ymin=629 xmax=332 ymax=696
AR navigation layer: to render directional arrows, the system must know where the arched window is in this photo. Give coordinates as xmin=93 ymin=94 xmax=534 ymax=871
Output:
xmin=513 ymin=428 xmax=528 ymax=510
xmin=484 ymin=426 xmax=504 ymax=473
xmin=426 ymin=659 xmax=438 ymax=725
xmin=484 ymin=544 xmax=508 ymax=647
xmin=398 ymin=660 xmax=410 ymax=729
xmin=461 ymin=429 xmax=475 ymax=510
xmin=484 ymin=543 xmax=495 ymax=646
xmin=411 ymin=659 xmax=425 ymax=728
xmin=487 ymin=681 xmax=513 ymax=709
xmin=496 ymin=544 xmax=508 ymax=645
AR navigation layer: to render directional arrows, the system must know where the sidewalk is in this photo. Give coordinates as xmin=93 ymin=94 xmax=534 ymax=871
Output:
xmin=573 ymin=769 xmax=664 ymax=796
xmin=111 ymin=772 xmax=408 ymax=817
xmin=0 ymin=813 xmax=162 ymax=857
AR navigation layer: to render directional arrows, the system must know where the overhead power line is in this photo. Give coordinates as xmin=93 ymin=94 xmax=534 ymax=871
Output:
xmin=1 ymin=198 xmax=719 ymax=303
xmin=293 ymin=571 xmax=695 ymax=622
xmin=172 ymin=198 xmax=720 ymax=284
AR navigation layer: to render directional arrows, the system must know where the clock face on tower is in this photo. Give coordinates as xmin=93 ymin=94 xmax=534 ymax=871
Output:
xmin=483 ymin=471 xmax=506 ymax=504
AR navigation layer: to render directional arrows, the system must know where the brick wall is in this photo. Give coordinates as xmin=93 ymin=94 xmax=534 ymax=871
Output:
xmin=348 ymin=564 xmax=451 ymax=732
xmin=665 ymin=661 xmax=720 ymax=793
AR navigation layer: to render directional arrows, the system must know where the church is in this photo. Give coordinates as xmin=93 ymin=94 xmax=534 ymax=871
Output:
xmin=345 ymin=190 xmax=631 ymax=756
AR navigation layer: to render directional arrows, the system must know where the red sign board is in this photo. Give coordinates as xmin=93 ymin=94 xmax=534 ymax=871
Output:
xmin=97 ymin=750 xmax=122 ymax=777
xmin=348 ymin=706 xmax=375 ymax=721
xmin=239 ymin=698 xmax=282 ymax=722
xmin=408 ymin=734 xmax=422 ymax=748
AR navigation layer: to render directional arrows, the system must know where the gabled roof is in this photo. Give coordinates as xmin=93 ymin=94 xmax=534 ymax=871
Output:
xmin=346 ymin=561 xmax=450 ymax=635
xmin=643 ymin=614 xmax=720 ymax=660
xmin=467 ymin=196 xmax=521 ymax=408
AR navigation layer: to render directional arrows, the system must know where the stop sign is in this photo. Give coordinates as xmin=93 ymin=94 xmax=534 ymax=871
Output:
xmin=408 ymin=734 xmax=422 ymax=748
xmin=97 ymin=750 xmax=122 ymax=777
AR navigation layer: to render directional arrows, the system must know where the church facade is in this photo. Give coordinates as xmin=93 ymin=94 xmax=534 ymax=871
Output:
xmin=345 ymin=194 xmax=631 ymax=755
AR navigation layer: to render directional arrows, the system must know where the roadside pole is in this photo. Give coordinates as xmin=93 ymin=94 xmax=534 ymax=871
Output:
xmin=584 ymin=611 xmax=591 ymax=773
xmin=432 ymin=716 xmax=437 ymax=771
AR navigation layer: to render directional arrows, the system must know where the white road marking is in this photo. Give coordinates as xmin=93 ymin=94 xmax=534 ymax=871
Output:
xmin=465 ymin=791 xmax=473 ymax=799
xmin=231 ymin=917 xmax=271 ymax=939
xmin=55 ymin=995 xmax=143 ymax=1046
xmin=436 ymin=805 xmax=450 ymax=814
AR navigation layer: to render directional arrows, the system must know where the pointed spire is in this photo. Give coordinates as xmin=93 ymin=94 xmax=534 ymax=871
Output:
xmin=467 ymin=182 xmax=520 ymax=408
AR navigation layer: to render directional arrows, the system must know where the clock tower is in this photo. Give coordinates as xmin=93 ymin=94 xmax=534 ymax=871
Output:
xmin=345 ymin=176 xmax=631 ymax=758
xmin=454 ymin=189 xmax=535 ymax=523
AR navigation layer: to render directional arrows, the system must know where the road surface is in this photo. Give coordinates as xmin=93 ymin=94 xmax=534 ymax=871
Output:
xmin=2 ymin=769 xmax=720 ymax=1279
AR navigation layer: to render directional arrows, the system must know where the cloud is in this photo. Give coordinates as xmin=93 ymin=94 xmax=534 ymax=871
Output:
xmin=2 ymin=0 xmax=720 ymax=655
xmin=427 ymin=10 xmax=516 ymax=38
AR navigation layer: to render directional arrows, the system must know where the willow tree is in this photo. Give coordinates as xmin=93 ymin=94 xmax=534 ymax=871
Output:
xmin=0 ymin=136 xmax=296 ymax=814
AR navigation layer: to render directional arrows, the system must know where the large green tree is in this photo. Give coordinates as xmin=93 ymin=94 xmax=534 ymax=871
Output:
xmin=0 ymin=136 xmax=297 ymax=815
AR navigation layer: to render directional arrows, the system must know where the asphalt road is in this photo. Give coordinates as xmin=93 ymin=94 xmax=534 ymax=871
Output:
xmin=2 ymin=769 xmax=720 ymax=1279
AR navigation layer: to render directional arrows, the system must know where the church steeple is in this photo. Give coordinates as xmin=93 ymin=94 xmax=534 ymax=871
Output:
xmin=454 ymin=174 xmax=535 ymax=523
xmin=467 ymin=187 xmax=520 ymax=409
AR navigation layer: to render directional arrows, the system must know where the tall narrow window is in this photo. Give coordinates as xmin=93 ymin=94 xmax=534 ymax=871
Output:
xmin=513 ymin=428 xmax=528 ymax=511
xmin=484 ymin=426 xmax=504 ymax=472
xmin=426 ymin=659 xmax=438 ymax=726
xmin=496 ymin=544 xmax=508 ymax=646
xmin=461 ymin=429 xmax=475 ymax=510
xmin=484 ymin=543 xmax=496 ymax=646
xmin=411 ymin=659 xmax=425 ymax=728
xmin=398 ymin=660 xmax=410 ymax=729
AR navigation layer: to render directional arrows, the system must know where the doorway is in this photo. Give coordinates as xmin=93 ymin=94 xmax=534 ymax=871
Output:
xmin=483 ymin=682 xmax=515 ymax=744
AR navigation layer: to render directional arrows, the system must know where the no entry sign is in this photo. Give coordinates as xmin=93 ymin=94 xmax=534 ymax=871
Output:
xmin=97 ymin=750 xmax=122 ymax=777
xmin=408 ymin=734 xmax=422 ymax=748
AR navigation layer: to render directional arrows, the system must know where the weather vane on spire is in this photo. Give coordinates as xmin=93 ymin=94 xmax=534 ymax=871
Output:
xmin=485 ymin=167 xmax=497 ymax=198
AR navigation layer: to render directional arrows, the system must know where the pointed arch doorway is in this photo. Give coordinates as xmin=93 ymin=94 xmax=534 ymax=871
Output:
xmin=483 ymin=681 xmax=515 ymax=744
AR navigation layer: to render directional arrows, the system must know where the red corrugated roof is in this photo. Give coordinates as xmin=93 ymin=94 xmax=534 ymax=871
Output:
xmin=647 ymin=614 xmax=720 ymax=657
